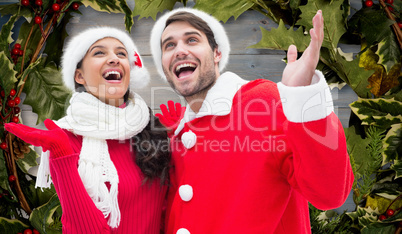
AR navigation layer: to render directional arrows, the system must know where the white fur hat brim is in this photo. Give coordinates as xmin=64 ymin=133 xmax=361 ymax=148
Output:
xmin=150 ymin=7 xmax=230 ymax=80
xmin=62 ymin=27 xmax=150 ymax=91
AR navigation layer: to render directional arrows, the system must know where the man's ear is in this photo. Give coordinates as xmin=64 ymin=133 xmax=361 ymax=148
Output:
xmin=74 ymin=69 xmax=85 ymax=85
xmin=214 ymin=48 xmax=222 ymax=64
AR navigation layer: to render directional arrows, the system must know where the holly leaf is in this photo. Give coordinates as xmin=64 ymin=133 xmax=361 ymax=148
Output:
xmin=15 ymin=147 xmax=39 ymax=174
xmin=359 ymin=45 xmax=401 ymax=97
xmin=344 ymin=126 xmax=371 ymax=177
xmin=81 ymin=0 xmax=133 ymax=32
xmin=0 ymin=217 xmax=29 ymax=234
xmin=0 ymin=150 xmax=8 ymax=191
xmin=348 ymin=7 xmax=395 ymax=47
xmin=392 ymin=160 xmax=402 ymax=179
xmin=0 ymin=13 xmax=17 ymax=59
xmin=383 ymin=124 xmax=402 ymax=164
xmin=133 ymin=0 xmax=178 ymax=20
xmin=194 ymin=0 xmax=254 ymax=23
xmin=334 ymin=51 xmax=373 ymax=98
xmin=350 ymin=98 xmax=402 ymax=128
xmin=0 ymin=3 xmax=32 ymax=23
xmin=22 ymin=60 xmax=71 ymax=124
xmin=297 ymin=0 xmax=346 ymax=49
xmin=361 ymin=222 xmax=397 ymax=234
xmin=0 ymin=51 xmax=18 ymax=98
xmin=248 ymin=20 xmax=310 ymax=51
xmin=376 ymin=32 xmax=401 ymax=73
xmin=29 ymin=193 xmax=62 ymax=234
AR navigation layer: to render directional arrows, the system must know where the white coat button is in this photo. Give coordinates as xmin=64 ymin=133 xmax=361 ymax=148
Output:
xmin=181 ymin=130 xmax=197 ymax=149
xmin=176 ymin=228 xmax=190 ymax=234
xmin=179 ymin=184 xmax=193 ymax=202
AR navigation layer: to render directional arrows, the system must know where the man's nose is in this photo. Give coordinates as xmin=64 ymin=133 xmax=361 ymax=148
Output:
xmin=174 ymin=41 xmax=189 ymax=58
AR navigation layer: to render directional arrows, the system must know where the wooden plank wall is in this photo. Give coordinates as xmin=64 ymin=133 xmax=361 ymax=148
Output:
xmin=14 ymin=1 xmax=359 ymax=128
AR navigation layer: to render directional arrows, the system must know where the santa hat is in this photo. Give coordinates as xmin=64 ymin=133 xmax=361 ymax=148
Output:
xmin=150 ymin=8 xmax=230 ymax=80
xmin=62 ymin=27 xmax=150 ymax=91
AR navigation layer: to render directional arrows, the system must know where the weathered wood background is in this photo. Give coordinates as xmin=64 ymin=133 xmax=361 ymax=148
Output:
xmin=2 ymin=0 xmax=358 ymax=211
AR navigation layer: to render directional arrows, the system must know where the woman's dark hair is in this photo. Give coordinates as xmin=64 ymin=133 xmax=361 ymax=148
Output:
xmin=132 ymin=107 xmax=171 ymax=185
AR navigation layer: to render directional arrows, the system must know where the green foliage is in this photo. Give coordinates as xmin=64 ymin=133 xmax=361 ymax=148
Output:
xmin=350 ymin=98 xmax=402 ymax=128
xmin=0 ymin=217 xmax=29 ymax=234
xmin=0 ymin=51 xmax=18 ymax=99
xmin=30 ymin=194 xmax=62 ymax=234
xmin=309 ymin=204 xmax=354 ymax=233
xmin=81 ymin=0 xmax=133 ymax=32
xmin=133 ymin=0 xmax=182 ymax=20
xmin=248 ymin=20 xmax=310 ymax=51
xmin=23 ymin=59 xmax=71 ymax=124
xmin=194 ymin=0 xmax=254 ymax=23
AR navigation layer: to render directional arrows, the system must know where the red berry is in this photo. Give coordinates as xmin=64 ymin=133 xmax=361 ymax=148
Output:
xmin=379 ymin=214 xmax=386 ymax=221
xmin=35 ymin=0 xmax=42 ymax=6
xmin=386 ymin=209 xmax=395 ymax=217
xmin=388 ymin=6 xmax=393 ymax=11
xmin=0 ymin=142 xmax=7 ymax=150
xmin=11 ymin=116 xmax=19 ymax=123
xmin=34 ymin=16 xmax=42 ymax=24
xmin=0 ymin=90 xmax=4 ymax=97
xmin=21 ymin=0 xmax=29 ymax=6
xmin=14 ymin=43 xmax=21 ymax=49
xmin=12 ymin=48 xmax=19 ymax=55
xmin=14 ymin=106 xmax=21 ymax=114
xmin=23 ymin=229 xmax=33 ymax=234
xmin=10 ymin=89 xmax=16 ymax=96
xmin=72 ymin=3 xmax=80 ymax=11
xmin=7 ymin=99 xmax=15 ymax=107
xmin=8 ymin=175 xmax=16 ymax=182
xmin=33 ymin=229 xmax=40 ymax=234
xmin=398 ymin=22 xmax=402 ymax=29
xmin=365 ymin=0 xmax=373 ymax=7
xmin=52 ymin=3 xmax=61 ymax=12
xmin=19 ymin=50 xmax=23 ymax=56
xmin=14 ymin=97 xmax=21 ymax=105
xmin=385 ymin=0 xmax=394 ymax=4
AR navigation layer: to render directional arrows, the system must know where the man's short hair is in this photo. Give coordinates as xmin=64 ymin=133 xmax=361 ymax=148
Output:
xmin=165 ymin=11 xmax=218 ymax=51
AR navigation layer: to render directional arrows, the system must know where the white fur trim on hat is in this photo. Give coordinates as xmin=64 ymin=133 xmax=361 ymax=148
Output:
xmin=62 ymin=27 xmax=150 ymax=91
xmin=150 ymin=8 xmax=230 ymax=80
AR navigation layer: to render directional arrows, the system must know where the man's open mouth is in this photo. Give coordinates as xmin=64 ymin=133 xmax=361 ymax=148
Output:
xmin=175 ymin=63 xmax=197 ymax=78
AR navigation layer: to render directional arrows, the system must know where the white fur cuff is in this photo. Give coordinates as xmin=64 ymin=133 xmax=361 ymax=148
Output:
xmin=277 ymin=70 xmax=334 ymax=123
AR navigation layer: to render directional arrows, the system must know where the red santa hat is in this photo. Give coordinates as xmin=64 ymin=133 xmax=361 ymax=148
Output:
xmin=150 ymin=8 xmax=230 ymax=80
xmin=62 ymin=27 xmax=149 ymax=91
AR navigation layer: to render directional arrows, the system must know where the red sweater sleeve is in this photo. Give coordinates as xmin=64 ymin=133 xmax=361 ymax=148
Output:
xmin=281 ymin=112 xmax=354 ymax=210
xmin=49 ymin=132 xmax=110 ymax=234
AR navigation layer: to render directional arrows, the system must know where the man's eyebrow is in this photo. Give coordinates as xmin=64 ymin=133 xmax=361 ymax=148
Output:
xmin=161 ymin=36 xmax=173 ymax=48
xmin=161 ymin=31 xmax=202 ymax=48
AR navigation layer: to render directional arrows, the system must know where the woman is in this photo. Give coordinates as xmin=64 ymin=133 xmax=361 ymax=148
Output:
xmin=6 ymin=27 xmax=170 ymax=233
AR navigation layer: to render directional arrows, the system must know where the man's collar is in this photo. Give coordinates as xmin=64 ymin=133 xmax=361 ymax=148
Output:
xmin=174 ymin=72 xmax=248 ymax=135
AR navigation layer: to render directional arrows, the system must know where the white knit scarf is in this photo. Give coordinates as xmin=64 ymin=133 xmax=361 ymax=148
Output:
xmin=35 ymin=91 xmax=150 ymax=228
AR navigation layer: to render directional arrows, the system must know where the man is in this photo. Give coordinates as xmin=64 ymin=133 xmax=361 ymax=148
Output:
xmin=150 ymin=8 xmax=353 ymax=234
